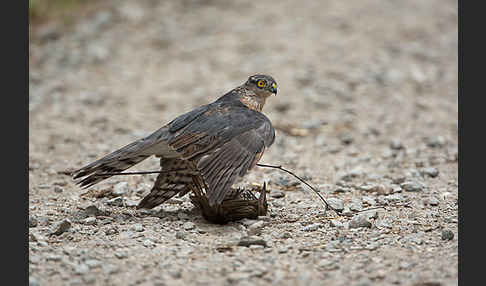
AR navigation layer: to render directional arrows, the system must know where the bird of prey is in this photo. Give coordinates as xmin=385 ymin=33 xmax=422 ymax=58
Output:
xmin=72 ymin=74 xmax=277 ymax=222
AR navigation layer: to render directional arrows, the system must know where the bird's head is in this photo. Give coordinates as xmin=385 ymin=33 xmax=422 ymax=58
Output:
xmin=244 ymin=74 xmax=278 ymax=98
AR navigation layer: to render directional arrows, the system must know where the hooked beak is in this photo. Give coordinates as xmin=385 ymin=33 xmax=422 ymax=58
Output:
xmin=271 ymin=83 xmax=277 ymax=95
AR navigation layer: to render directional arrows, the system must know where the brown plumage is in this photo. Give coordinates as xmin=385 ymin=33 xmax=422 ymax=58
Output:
xmin=72 ymin=74 xmax=277 ymax=215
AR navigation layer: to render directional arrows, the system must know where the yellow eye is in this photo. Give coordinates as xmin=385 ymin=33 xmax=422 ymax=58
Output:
xmin=257 ymin=80 xmax=265 ymax=88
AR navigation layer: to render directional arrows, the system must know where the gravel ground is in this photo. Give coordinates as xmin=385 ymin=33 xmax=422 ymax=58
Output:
xmin=29 ymin=0 xmax=458 ymax=285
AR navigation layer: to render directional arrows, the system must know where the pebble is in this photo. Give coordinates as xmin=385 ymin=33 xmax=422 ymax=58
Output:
xmin=270 ymin=190 xmax=285 ymax=198
xmin=175 ymin=231 xmax=186 ymax=239
xmin=302 ymin=223 xmax=321 ymax=232
xmin=422 ymin=167 xmax=439 ymax=178
xmin=143 ymin=239 xmax=155 ymax=247
xmin=113 ymin=182 xmax=129 ymax=196
xmin=238 ymin=236 xmax=267 ymax=247
xmin=83 ymin=205 xmax=103 ymax=217
xmin=115 ymin=251 xmax=128 ymax=259
xmin=50 ymin=219 xmax=71 ymax=236
xmin=330 ymin=220 xmax=344 ymax=228
xmin=85 ymin=259 xmax=102 ymax=269
xmin=349 ymin=214 xmax=372 ymax=228
xmin=83 ymin=217 xmax=96 ymax=225
xmin=130 ymin=223 xmax=144 ymax=232
xmin=425 ymin=197 xmax=439 ymax=206
xmin=327 ymin=198 xmax=344 ymax=211
xmin=362 ymin=196 xmax=376 ymax=206
xmin=183 ymin=222 xmax=196 ymax=231
xmin=53 ymin=186 xmax=63 ymax=193
xmin=400 ymin=181 xmax=425 ymax=192
xmin=106 ymin=197 xmax=124 ymax=207
xmin=441 ymin=229 xmax=454 ymax=240
xmin=248 ymin=221 xmax=265 ymax=235
xmin=286 ymin=214 xmax=300 ymax=222
xmin=29 ymin=277 xmax=40 ymax=286
xmin=390 ymin=139 xmax=404 ymax=150
xmin=75 ymin=263 xmax=89 ymax=274
xmin=29 ymin=216 xmax=38 ymax=228
xmin=348 ymin=201 xmax=363 ymax=211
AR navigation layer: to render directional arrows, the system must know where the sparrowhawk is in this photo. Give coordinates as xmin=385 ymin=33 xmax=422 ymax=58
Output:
xmin=72 ymin=74 xmax=277 ymax=222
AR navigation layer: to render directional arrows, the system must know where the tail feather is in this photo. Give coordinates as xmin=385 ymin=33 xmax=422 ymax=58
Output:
xmin=73 ymin=127 xmax=173 ymax=188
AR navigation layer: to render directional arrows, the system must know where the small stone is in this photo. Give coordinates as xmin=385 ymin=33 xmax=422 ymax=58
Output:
xmin=106 ymin=197 xmax=124 ymax=206
xmin=85 ymin=259 xmax=102 ymax=269
xmin=327 ymin=198 xmax=344 ymax=212
xmin=177 ymin=212 xmax=189 ymax=220
xmin=103 ymin=264 xmax=120 ymax=275
xmin=83 ymin=217 xmax=96 ymax=225
xmin=130 ymin=223 xmax=144 ymax=232
xmin=124 ymin=199 xmax=138 ymax=207
xmin=302 ymin=223 xmax=321 ymax=232
xmin=341 ymin=206 xmax=353 ymax=217
xmin=362 ymin=196 xmax=376 ymax=206
xmin=422 ymin=167 xmax=439 ymax=178
xmin=425 ymin=136 xmax=445 ymax=148
xmin=286 ymin=214 xmax=300 ymax=222
xmin=29 ymin=277 xmax=40 ymax=286
xmin=75 ymin=263 xmax=89 ymax=274
xmin=441 ymin=229 xmax=454 ymax=240
xmin=401 ymin=181 xmax=425 ymax=192
xmin=390 ymin=139 xmax=404 ymax=150
xmin=46 ymin=254 xmax=62 ymax=261
xmin=278 ymin=246 xmax=289 ymax=253
xmin=113 ymin=182 xmax=129 ymax=196
xmin=270 ymin=190 xmax=285 ymax=198
xmin=50 ymin=219 xmax=71 ymax=236
xmin=330 ymin=220 xmax=344 ymax=228
xmin=348 ymin=201 xmax=363 ymax=212
xmin=115 ymin=251 xmax=128 ymax=259
xmin=248 ymin=221 xmax=265 ymax=235
xmin=83 ymin=205 xmax=103 ymax=217
xmin=183 ymin=222 xmax=196 ymax=231
xmin=29 ymin=216 xmax=38 ymax=228
xmin=143 ymin=239 xmax=155 ymax=247
xmin=425 ymin=197 xmax=439 ymax=206
xmin=349 ymin=214 xmax=372 ymax=228
xmin=53 ymin=186 xmax=63 ymax=193
xmin=175 ymin=231 xmax=186 ymax=239
xmin=238 ymin=236 xmax=267 ymax=247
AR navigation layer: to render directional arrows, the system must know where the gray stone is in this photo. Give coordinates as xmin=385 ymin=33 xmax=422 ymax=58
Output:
xmin=130 ymin=223 xmax=144 ymax=232
xmin=29 ymin=216 xmax=38 ymax=228
xmin=115 ymin=251 xmax=128 ymax=259
xmin=422 ymin=167 xmax=439 ymax=178
xmin=50 ymin=219 xmax=71 ymax=236
xmin=270 ymin=190 xmax=285 ymax=198
xmin=113 ymin=182 xmax=129 ymax=196
xmin=175 ymin=231 xmax=186 ymax=239
xmin=106 ymin=197 xmax=124 ymax=207
xmin=349 ymin=214 xmax=372 ymax=228
xmin=75 ymin=263 xmax=89 ymax=274
xmin=390 ymin=139 xmax=404 ymax=150
xmin=302 ymin=223 xmax=321 ymax=232
xmin=238 ymin=236 xmax=267 ymax=247
xmin=53 ymin=186 xmax=63 ymax=193
xmin=85 ymin=259 xmax=102 ymax=269
xmin=183 ymin=222 xmax=196 ymax=231
xmin=327 ymin=198 xmax=344 ymax=211
xmin=401 ymin=181 xmax=425 ymax=192
xmin=441 ymin=229 xmax=454 ymax=240
xmin=248 ymin=221 xmax=265 ymax=235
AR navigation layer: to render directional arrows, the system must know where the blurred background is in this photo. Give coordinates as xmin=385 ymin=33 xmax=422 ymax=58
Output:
xmin=29 ymin=0 xmax=457 ymax=173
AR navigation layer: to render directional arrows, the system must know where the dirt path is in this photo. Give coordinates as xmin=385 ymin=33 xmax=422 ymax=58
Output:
xmin=29 ymin=1 xmax=458 ymax=285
